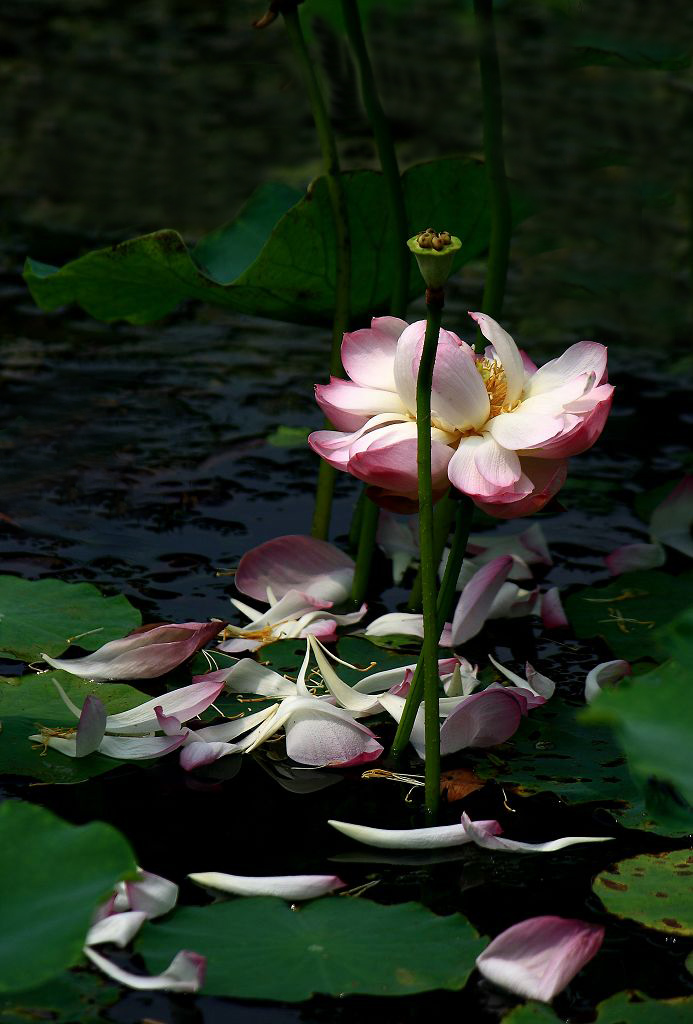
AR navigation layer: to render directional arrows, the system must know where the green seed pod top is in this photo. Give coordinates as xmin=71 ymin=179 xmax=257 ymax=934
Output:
xmin=407 ymin=230 xmax=462 ymax=289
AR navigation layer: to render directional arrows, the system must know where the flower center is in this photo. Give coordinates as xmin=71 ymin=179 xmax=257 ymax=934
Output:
xmin=476 ymin=356 xmax=509 ymax=416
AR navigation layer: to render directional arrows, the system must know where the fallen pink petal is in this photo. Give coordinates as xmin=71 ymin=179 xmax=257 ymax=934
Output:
xmin=476 ymin=915 xmax=605 ymax=1001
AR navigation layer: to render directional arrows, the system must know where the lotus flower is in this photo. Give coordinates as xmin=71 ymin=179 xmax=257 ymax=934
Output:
xmin=219 ymin=535 xmax=365 ymax=653
xmin=309 ymin=313 xmax=612 ymax=516
xmin=476 ymin=915 xmax=605 ymax=1001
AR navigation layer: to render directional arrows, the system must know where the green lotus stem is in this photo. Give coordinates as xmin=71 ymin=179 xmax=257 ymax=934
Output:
xmin=350 ymin=497 xmax=379 ymax=606
xmin=282 ymin=6 xmax=351 ymax=539
xmin=474 ymin=0 xmax=511 ymax=320
xmin=406 ymin=489 xmax=455 ymax=611
xmin=341 ymin=0 xmax=409 ymax=318
xmin=412 ymin=289 xmax=445 ymax=824
xmin=391 ymin=493 xmax=473 ymax=763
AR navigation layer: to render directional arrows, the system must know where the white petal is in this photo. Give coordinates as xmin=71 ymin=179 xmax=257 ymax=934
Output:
xmin=461 ymin=813 xmax=612 ymax=852
xmin=84 ymin=947 xmax=205 ymax=992
xmin=187 ymin=872 xmax=344 ymax=900
xmin=584 ymin=660 xmax=631 ymax=704
xmin=86 ymin=911 xmax=147 ymax=948
xmin=328 ymin=818 xmax=502 ymax=850
xmin=468 ymin=312 xmax=525 ymax=405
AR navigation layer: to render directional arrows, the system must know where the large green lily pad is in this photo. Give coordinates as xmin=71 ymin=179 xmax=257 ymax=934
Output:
xmin=0 ymin=671 xmax=151 ymax=783
xmin=0 ymin=971 xmax=118 ymax=1024
xmin=503 ymin=992 xmax=693 ymax=1023
xmin=138 ymin=897 xmax=485 ymax=1001
xmin=0 ymin=576 xmax=141 ymax=663
xmin=24 ymin=159 xmax=502 ymax=326
xmin=581 ymin=658 xmax=693 ymax=810
xmin=564 ymin=571 xmax=693 ymax=662
xmin=0 ymin=802 xmax=135 ymax=994
xmin=594 ymin=850 xmax=693 ymax=936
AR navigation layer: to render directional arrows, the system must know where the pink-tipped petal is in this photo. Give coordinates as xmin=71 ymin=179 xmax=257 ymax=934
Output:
xmin=541 ymin=587 xmax=569 ymax=629
xmin=461 ymin=813 xmax=611 ymax=853
xmin=472 ymin=458 xmax=568 ymax=519
xmin=41 ymin=621 xmax=225 ymax=681
xmin=526 ymin=341 xmax=608 ymax=396
xmin=75 ymin=696 xmax=107 ymax=757
xmin=468 ymin=312 xmax=525 ymax=406
xmin=584 ymin=660 xmax=631 ymax=704
xmin=341 ymin=316 xmax=407 ymax=390
xmin=605 ymin=542 xmax=666 ymax=576
xmin=451 ymin=555 xmax=514 ymax=645
xmin=85 ymin=947 xmax=205 ymax=993
xmin=328 ymin=818 xmax=503 ymax=850
xmin=154 ymin=706 xmax=184 ymax=737
xmin=180 ymin=739 xmax=238 ymax=771
xmin=476 ymin=915 xmax=605 ymax=1002
xmin=284 ymin=700 xmax=383 ymax=767
xmin=440 ymin=689 xmax=525 ymax=755
xmin=315 ymin=378 xmax=406 ymax=431
xmin=188 ymin=872 xmax=345 ymax=900
xmin=236 ymin=535 xmax=355 ymax=605
xmin=103 ymin=678 xmax=227 ymax=736
xmin=448 ymin=437 xmax=533 ymax=503
xmin=650 ymin=476 xmax=693 ymax=557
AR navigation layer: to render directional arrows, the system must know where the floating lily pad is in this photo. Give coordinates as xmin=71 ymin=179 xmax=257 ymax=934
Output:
xmin=0 ymin=802 xmax=135 ymax=994
xmin=503 ymin=992 xmax=693 ymax=1023
xmin=565 ymin=571 xmax=693 ymax=661
xmin=594 ymin=850 xmax=693 ymax=936
xmin=0 ymin=576 xmax=141 ymax=663
xmin=24 ymin=160 xmax=505 ymax=327
xmin=581 ymin=658 xmax=693 ymax=810
xmin=0 ymin=971 xmax=118 ymax=1024
xmin=138 ymin=897 xmax=484 ymax=1001
xmin=0 ymin=671 xmax=152 ymax=783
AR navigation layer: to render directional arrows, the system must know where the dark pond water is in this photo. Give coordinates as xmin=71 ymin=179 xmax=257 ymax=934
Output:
xmin=2 ymin=0 xmax=693 ymax=1019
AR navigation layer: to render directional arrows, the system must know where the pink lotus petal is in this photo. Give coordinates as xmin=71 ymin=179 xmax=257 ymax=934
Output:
xmin=488 ymin=654 xmax=555 ymax=702
xmin=484 ymin=681 xmax=546 ymax=711
xmin=488 ymin=582 xmax=539 ymax=620
xmin=451 ymin=555 xmax=514 ymax=645
xmin=449 ymin=437 xmax=533 ymax=503
xmin=180 ymin=739 xmax=238 ymax=771
xmin=472 ymin=457 xmax=568 ymax=520
xmin=155 ymin=706 xmax=184 ymax=737
xmin=75 ymin=695 xmax=107 ymax=757
xmin=85 ymin=947 xmax=205 ymax=993
xmin=349 ymin=429 xmax=453 ymax=504
xmin=187 ymin=872 xmax=345 ymax=900
xmin=535 ymin=386 xmax=613 ymax=459
xmin=316 ymin=377 xmax=406 ymax=431
xmin=236 ymin=535 xmax=355 ymax=605
xmin=650 ymin=476 xmax=693 ymax=557
xmin=328 ymin=818 xmax=503 ymax=850
xmin=468 ymin=311 xmax=525 ymax=406
xmin=476 ymin=915 xmax=605 ymax=1001
xmin=86 ymin=910 xmax=147 ymax=948
xmin=283 ymin=699 xmax=384 ymax=767
xmin=605 ymin=542 xmax=666 ymax=576
xmin=341 ymin=316 xmax=407 ymax=390
xmin=461 ymin=813 xmax=611 ymax=853
xmin=526 ymin=341 xmax=608 ymax=396
xmin=31 ymin=731 xmax=187 ymax=761
xmin=440 ymin=689 xmax=526 ymax=755
xmin=41 ymin=621 xmax=225 ymax=681
xmin=584 ymin=659 xmax=631 ymax=704
xmin=541 ymin=586 xmax=569 ymax=628
xmin=102 ymin=678 xmax=227 ymax=735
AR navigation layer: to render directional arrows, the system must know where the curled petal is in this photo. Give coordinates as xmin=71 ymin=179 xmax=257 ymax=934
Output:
xmin=236 ymin=535 xmax=355 ymax=605
xmin=525 ymin=341 xmax=608 ymax=396
xmin=122 ymin=870 xmax=178 ymax=919
xmin=188 ymin=872 xmax=345 ymax=900
xmin=328 ymin=818 xmax=503 ymax=850
xmin=584 ymin=660 xmax=631 ymax=704
xmin=476 ymin=915 xmax=605 ymax=1001
xmin=451 ymin=556 xmax=513 ymax=645
xmin=284 ymin=700 xmax=383 ymax=767
xmin=461 ymin=813 xmax=611 ymax=853
xmin=86 ymin=911 xmax=147 ymax=948
xmin=91 ymin=678 xmax=226 ymax=736
xmin=41 ymin=621 xmax=225 ymax=681
xmin=195 ymin=660 xmax=296 ymax=698
xmin=316 ymin=378 xmax=406 ymax=431
xmin=85 ymin=947 xmax=205 ymax=993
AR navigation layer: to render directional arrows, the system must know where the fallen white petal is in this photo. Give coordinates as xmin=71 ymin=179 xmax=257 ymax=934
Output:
xmin=584 ymin=660 xmax=631 ymax=704
xmin=86 ymin=911 xmax=147 ymax=948
xmin=328 ymin=818 xmax=502 ymax=850
xmin=461 ymin=813 xmax=612 ymax=853
xmin=85 ymin=946 xmax=205 ymax=992
xmin=188 ymin=871 xmax=345 ymax=900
